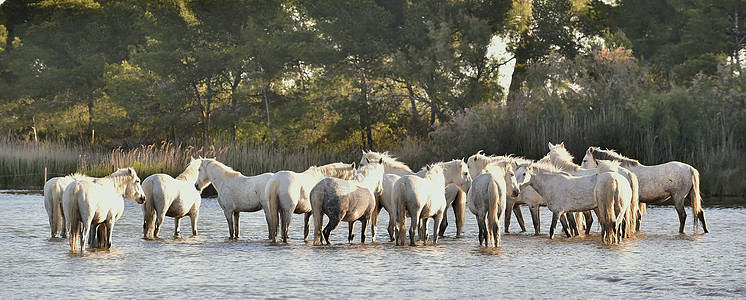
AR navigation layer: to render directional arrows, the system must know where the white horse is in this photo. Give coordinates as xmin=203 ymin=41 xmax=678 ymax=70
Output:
xmin=63 ymin=168 xmax=145 ymax=251
xmin=581 ymin=146 xmax=707 ymax=234
xmin=467 ymin=161 xmax=521 ymax=247
xmin=193 ymin=158 xmax=275 ymax=240
xmin=311 ymin=160 xmax=385 ymax=245
xmin=595 ymin=161 xmax=634 ymax=244
xmin=467 ymin=151 xmax=549 ymax=235
xmin=516 ymin=163 xmax=603 ymax=239
xmin=359 ymin=151 xmax=466 ymax=241
xmin=393 ymin=160 xmax=472 ymax=246
xmin=547 ymin=142 xmax=641 ymax=236
xmin=266 ymin=162 xmax=356 ymax=243
xmin=44 ymin=173 xmax=93 ymax=238
xmin=141 ymin=157 xmax=202 ymax=239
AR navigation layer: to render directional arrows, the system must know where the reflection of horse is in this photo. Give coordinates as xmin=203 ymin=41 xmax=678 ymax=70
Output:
xmin=311 ymin=160 xmax=384 ymax=245
xmin=547 ymin=142 xmax=641 ymax=236
xmin=581 ymin=146 xmax=707 ymax=234
xmin=517 ymin=163 xmax=601 ymax=239
xmin=595 ymin=161 xmax=634 ymax=244
xmin=142 ymin=158 xmax=202 ymax=239
xmin=194 ymin=158 xmax=274 ymax=240
xmin=467 ymin=161 xmax=520 ymax=247
xmin=360 ymin=151 xmax=466 ymax=241
xmin=63 ymin=168 xmax=145 ymax=251
xmin=393 ymin=160 xmax=472 ymax=246
xmin=44 ymin=173 xmax=93 ymax=238
xmin=266 ymin=162 xmax=356 ymax=243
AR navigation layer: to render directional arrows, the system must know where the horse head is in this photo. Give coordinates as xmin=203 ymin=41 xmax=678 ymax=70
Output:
xmin=504 ymin=163 xmax=521 ymax=198
xmin=194 ymin=159 xmax=213 ymax=192
xmin=123 ymin=167 xmax=146 ymax=204
xmin=581 ymin=147 xmax=598 ymax=169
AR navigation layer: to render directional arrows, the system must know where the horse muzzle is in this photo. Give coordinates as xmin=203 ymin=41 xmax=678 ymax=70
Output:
xmin=511 ymin=189 xmax=520 ymax=198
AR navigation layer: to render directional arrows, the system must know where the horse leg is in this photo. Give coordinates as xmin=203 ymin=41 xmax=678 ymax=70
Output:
xmin=370 ymin=204 xmax=380 ymax=243
xmin=675 ymin=199 xmax=687 ymax=234
xmin=549 ymin=212 xmax=560 ymax=239
xmin=303 ymin=212 xmax=312 ymax=242
xmin=504 ymin=201 xmax=513 ymax=234
xmin=529 ymin=205 xmax=541 ymax=236
xmin=409 ymin=213 xmax=420 ymax=246
xmin=453 ymin=194 xmax=465 ymax=237
xmin=360 ymin=217 xmax=369 ymax=244
xmin=155 ymin=209 xmax=167 ymax=239
xmin=432 ymin=213 xmax=443 ymax=244
xmin=559 ymin=214 xmax=572 ymax=238
xmin=698 ymin=210 xmax=708 ymax=234
xmin=190 ymin=209 xmax=199 ymax=236
xmin=233 ymin=211 xmax=241 ymax=239
xmin=81 ymin=221 xmax=92 ymax=251
xmin=387 ymin=211 xmax=397 ymax=242
xmin=438 ymin=210 xmax=448 ymax=237
xmin=348 ymin=221 xmax=355 ymax=243
xmin=323 ymin=216 xmax=340 ymax=245
xmin=223 ymin=210 xmax=235 ymax=239
xmin=565 ymin=213 xmax=578 ymax=237
xmin=103 ymin=219 xmax=114 ymax=248
xmin=476 ymin=215 xmax=486 ymax=246
xmin=584 ymin=210 xmax=594 ymax=234
xmin=173 ymin=217 xmax=182 ymax=238
xmin=513 ymin=204 xmax=526 ymax=233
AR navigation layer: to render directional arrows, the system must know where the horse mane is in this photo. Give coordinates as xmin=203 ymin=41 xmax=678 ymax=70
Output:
xmin=365 ymin=151 xmax=412 ymax=172
xmin=67 ymin=173 xmax=93 ymax=181
xmin=313 ymin=162 xmax=356 ymax=180
xmin=203 ymin=159 xmax=243 ymax=179
xmin=176 ymin=158 xmax=201 ymax=181
xmin=548 ymin=145 xmax=582 ymax=173
xmin=481 ymin=160 xmax=510 ymax=176
xmin=596 ymin=160 xmax=621 ymax=174
xmin=529 ymin=161 xmax=571 ymax=176
xmin=588 ymin=147 xmax=642 ymax=167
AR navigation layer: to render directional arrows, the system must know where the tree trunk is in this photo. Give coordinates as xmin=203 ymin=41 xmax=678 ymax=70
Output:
xmin=359 ymin=65 xmax=373 ymax=150
xmin=263 ymin=83 xmax=276 ymax=148
xmin=87 ymin=98 xmax=94 ymax=145
xmin=507 ymin=55 xmax=527 ymax=102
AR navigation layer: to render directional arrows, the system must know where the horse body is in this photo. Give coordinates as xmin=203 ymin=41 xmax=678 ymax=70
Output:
xmin=44 ymin=173 xmax=93 ymax=238
xmin=360 ymin=151 xmax=467 ymax=240
xmin=142 ymin=158 xmax=202 ymax=239
xmin=582 ymin=146 xmax=707 ymax=234
xmin=595 ymin=161 xmax=634 ymax=244
xmin=266 ymin=162 xmax=356 ymax=243
xmin=311 ymin=162 xmax=384 ymax=245
xmin=393 ymin=160 xmax=472 ymax=246
xmin=467 ymin=162 xmax=521 ymax=247
xmin=467 ymin=151 xmax=547 ymax=235
xmin=548 ymin=142 xmax=641 ymax=236
xmin=63 ymin=168 xmax=145 ymax=251
xmin=193 ymin=158 xmax=274 ymax=240
xmin=517 ymin=163 xmax=599 ymax=239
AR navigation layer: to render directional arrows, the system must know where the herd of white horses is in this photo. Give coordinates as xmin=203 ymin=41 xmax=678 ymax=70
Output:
xmin=44 ymin=142 xmax=709 ymax=251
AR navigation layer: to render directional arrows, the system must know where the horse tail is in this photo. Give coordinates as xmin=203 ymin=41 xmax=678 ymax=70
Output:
xmin=486 ymin=177 xmax=501 ymax=247
xmin=141 ymin=177 xmax=154 ymax=238
xmin=393 ymin=180 xmax=408 ymax=245
xmin=689 ymin=166 xmax=704 ymax=233
xmin=310 ymin=182 xmax=325 ymax=245
xmin=265 ymin=177 xmax=280 ymax=242
xmin=627 ymin=171 xmax=640 ymax=236
xmin=596 ymin=176 xmax=616 ymax=244
xmin=64 ymin=184 xmax=81 ymax=251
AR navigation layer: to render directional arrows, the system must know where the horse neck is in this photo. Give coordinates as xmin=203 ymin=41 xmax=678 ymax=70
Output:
xmin=96 ymin=174 xmax=129 ymax=196
xmin=526 ymin=170 xmax=565 ymax=198
xmin=383 ymin=164 xmax=413 ymax=176
xmin=552 ymin=157 xmax=582 ymax=174
xmin=205 ymin=162 xmax=238 ymax=192
xmin=440 ymin=162 xmax=463 ymax=186
xmin=176 ymin=162 xmax=200 ymax=184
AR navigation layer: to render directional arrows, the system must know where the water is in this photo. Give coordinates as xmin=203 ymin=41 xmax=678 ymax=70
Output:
xmin=1 ymin=190 xmax=745 ymax=298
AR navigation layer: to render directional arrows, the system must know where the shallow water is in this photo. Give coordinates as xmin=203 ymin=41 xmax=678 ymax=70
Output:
xmin=1 ymin=190 xmax=744 ymax=298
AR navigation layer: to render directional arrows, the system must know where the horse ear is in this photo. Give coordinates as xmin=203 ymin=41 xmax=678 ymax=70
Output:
xmin=352 ymin=162 xmax=356 ymax=169
xmin=127 ymin=168 xmax=134 ymax=175
xmin=548 ymin=142 xmax=554 ymax=149
xmin=378 ymin=158 xmax=383 ymax=164
xmin=559 ymin=142 xmax=565 ymax=148
xmin=366 ymin=158 xmax=371 ymax=164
